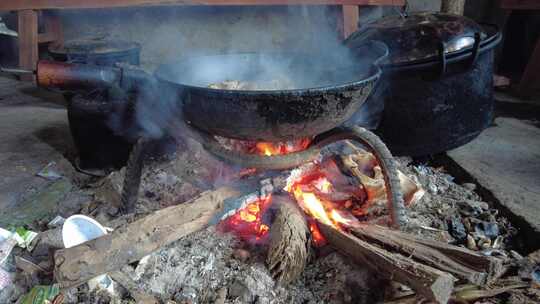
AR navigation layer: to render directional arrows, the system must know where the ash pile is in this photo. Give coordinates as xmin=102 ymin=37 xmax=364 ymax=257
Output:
xmin=1 ymin=138 xmax=539 ymax=304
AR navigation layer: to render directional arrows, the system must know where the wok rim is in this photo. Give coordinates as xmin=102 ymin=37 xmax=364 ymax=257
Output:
xmin=154 ymin=51 xmax=383 ymax=95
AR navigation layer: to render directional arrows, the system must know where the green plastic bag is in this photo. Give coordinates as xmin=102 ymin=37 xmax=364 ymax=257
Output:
xmin=19 ymin=285 xmax=60 ymax=304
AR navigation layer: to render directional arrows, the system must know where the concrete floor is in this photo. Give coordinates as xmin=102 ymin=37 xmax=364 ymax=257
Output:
xmin=0 ymin=75 xmax=539 ymax=236
xmin=448 ymin=92 xmax=540 ymax=235
xmin=449 ymin=117 xmax=540 ymax=232
xmin=0 ymin=75 xmax=79 ymax=226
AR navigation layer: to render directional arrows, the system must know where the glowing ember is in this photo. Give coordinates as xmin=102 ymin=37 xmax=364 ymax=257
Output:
xmin=219 ymin=153 xmax=400 ymax=248
xmin=313 ymin=177 xmax=333 ymax=193
xmin=219 ymin=195 xmax=272 ymax=244
xmin=308 ymin=219 xmax=327 ymax=247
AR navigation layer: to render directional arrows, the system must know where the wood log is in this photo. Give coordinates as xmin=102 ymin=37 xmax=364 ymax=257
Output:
xmin=441 ymin=0 xmax=465 ymax=15
xmin=319 ymin=223 xmax=456 ymax=304
xmin=54 ymin=186 xmax=241 ymax=288
xmin=349 ymin=224 xmax=503 ymax=285
xmin=267 ymin=195 xmax=310 ymax=284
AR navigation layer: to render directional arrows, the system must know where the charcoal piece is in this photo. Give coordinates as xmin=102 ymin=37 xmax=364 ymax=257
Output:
xmin=475 ymin=221 xmax=500 ymax=239
xmin=447 ymin=216 xmax=467 ymax=242
xmin=532 ymin=266 xmax=540 ymax=284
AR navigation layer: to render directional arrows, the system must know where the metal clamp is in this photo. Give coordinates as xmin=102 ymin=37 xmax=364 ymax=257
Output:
xmin=438 ymin=41 xmax=448 ymax=77
xmin=468 ymin=32 xmax=482 ymax=68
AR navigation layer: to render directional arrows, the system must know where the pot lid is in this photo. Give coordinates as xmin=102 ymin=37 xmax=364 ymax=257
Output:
xmin=346 ymin=12 xmax=488 ymax=65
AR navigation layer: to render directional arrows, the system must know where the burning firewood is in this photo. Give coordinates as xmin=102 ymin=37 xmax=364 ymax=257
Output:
xmin=267 ymin=195 xmax=310 ymax=284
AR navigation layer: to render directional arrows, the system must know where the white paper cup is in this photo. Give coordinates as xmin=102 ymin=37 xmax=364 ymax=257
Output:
xmin=62 ymin=215 xmax=107 ymax=248
xmin=62 ymin=215 xmax=111 ymax=291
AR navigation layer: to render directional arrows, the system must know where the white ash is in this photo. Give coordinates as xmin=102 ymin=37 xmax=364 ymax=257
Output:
xmin=123 ymin=227 xmax=383 ymax=304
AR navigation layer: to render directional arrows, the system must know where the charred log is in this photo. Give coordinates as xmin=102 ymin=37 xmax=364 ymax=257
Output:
xmin=267 ymin=195 xmax=310 ymax=284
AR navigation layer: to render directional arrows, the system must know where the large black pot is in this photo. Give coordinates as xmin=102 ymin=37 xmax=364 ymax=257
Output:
xmin=346 ymin=12 xmax=502 ymax=156
xmin=57 ymin=40 xmax=141 ymax=170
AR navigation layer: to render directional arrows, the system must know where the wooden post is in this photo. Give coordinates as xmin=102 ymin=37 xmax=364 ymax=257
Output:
xmin=17 ymin=10 xmax=38 ymax=81
xmin=341 ymin=5 xmax=359 ymax=39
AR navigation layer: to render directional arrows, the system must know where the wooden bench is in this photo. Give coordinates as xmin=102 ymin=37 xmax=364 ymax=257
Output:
xmin=0 ymin=0 xmax=403 ymax=81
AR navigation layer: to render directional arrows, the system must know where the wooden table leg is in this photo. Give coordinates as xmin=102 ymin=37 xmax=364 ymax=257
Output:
xmin=518 ymin=38 xmax=540 ymax=95
xmin=17 ymin=10 xmax=38 ymax=81
xmin=342 ymin=5 xmax=359 ymax=39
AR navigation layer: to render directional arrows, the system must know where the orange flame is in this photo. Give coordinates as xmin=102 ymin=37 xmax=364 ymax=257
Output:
xmin=290 ymin=179 xmax=355 ymax=229
xmin=255 ymin=138 xmax=311 ymax=156
xmin=285 ymin=163 xmax=361 ymax=246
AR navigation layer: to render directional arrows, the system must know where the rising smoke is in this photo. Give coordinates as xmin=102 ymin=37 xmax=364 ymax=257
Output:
xmin=59 ymin=6 xmax=381 ymax=140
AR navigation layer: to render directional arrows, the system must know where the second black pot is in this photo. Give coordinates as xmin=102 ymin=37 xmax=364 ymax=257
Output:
xmin=346 ymin=12 xmax=502 ymax=156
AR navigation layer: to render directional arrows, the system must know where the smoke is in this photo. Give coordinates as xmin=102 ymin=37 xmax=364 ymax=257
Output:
xmin=59 ymin=6 xmax=377 ymax=141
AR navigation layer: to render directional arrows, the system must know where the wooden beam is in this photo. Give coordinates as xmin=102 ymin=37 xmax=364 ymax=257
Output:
xmin=500 ymin=0 xmax=540 ymax=10
xmin=0 ymin=0 xmax=403 ymax=11
xmin=341 ymin=5 xmax=359 ymax=39
xmin=17 ymin=10 xmax=38 ymax=82
xmin=38 ymin=32 xmax=57 ymax=43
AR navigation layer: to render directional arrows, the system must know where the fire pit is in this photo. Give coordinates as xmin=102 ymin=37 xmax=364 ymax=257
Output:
xmin=33 ymin=40 xmax=407 ymax=228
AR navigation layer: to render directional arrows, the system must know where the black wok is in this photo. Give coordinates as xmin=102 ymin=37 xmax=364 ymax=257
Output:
xmin=31 ymin=41 xmax=387 ymax=142
xmin=155 ymin=41 xmax=387 ymax=141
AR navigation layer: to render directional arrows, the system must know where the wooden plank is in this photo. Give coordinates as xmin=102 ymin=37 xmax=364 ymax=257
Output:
xmin=0 ymin=0 xmax=403 ymax=11
xmin=518 ymin=38 xmax=540 ymax=94
xmin=17 ymin=10 xmax=38 ymax=82
xmin=500 ymin=0 xmax=540 ymax=10
xmin=341 ymin=5 xmax=359 ymax=39
xmin=38 ymin=32 xmax=57 ymax=43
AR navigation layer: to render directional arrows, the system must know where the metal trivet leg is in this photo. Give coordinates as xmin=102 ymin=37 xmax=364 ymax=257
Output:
xmin=200 ymin=126 xmax=407 ymax=229
xmin=121 ymin=137 xmax=147 ymax=214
